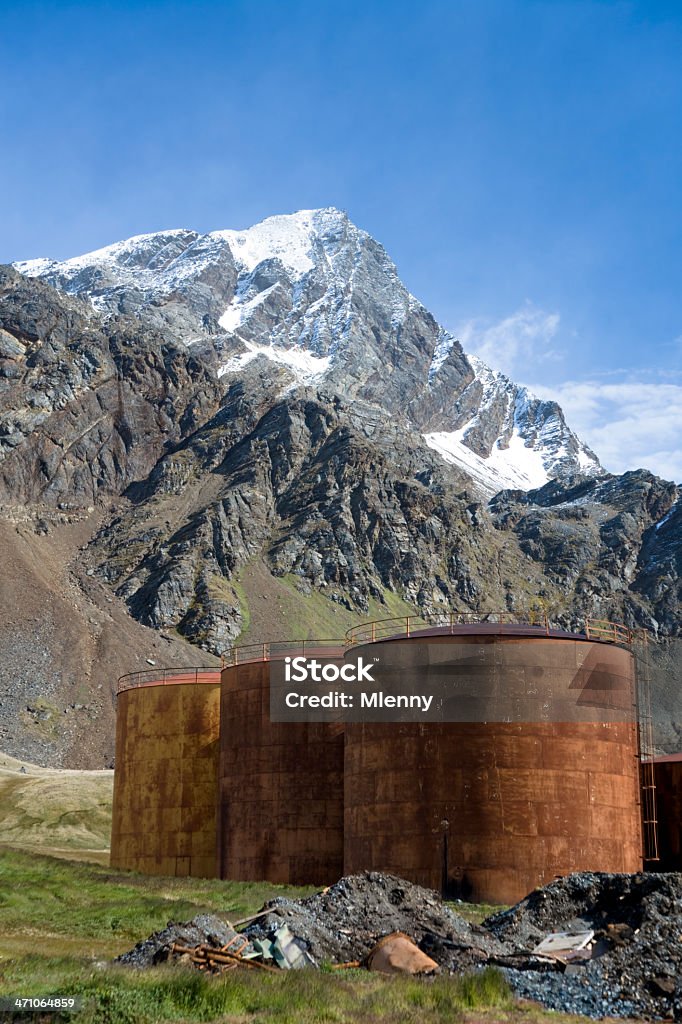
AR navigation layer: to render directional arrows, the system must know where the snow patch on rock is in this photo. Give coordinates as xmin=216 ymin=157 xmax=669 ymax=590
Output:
xmin=424 ymin=429 xmax=549 ymax=494
xmin=218 ymin=342 xmax=331 ymax=385
xmin=215 ymin=211 xmax=318 ymax=278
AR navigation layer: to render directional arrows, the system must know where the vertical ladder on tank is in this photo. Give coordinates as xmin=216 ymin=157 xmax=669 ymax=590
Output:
xmin=636 ymin=632 xmax=659 ymax=862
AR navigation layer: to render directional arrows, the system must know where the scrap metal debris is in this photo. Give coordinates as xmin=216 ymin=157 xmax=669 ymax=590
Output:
xmin=250 ymin=924 xmax=317 ymax=969
xmin=532 ymin=929 xmax=595 ymax=963
xmin=366 ymin=932 xmax=439 ymax=975
xmin=170 ymin=940 xmax=280 ymax=973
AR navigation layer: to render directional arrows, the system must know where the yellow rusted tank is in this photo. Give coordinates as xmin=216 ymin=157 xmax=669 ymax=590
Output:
xmin=110 ymin=669 xmax=221 ymax=877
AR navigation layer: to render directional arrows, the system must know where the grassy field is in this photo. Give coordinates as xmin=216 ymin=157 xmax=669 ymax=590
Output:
xmin=1 ymin=958 xmax=519 ymax=1024
xmin=0 ymin=847 xmax=598 ymax=1024
xmin=0 ymin=846 xmax=314 ymax=958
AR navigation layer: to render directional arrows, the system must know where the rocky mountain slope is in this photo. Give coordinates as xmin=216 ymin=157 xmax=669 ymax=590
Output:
xmin=1 ymin=208 xmax=680 ymax=765
xmin=16 ymin=208 xmax=601 ymax=493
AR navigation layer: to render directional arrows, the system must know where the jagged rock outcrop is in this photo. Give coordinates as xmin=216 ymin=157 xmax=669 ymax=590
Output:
xmin=488 ymin=471 xmax=679 ymax=633
xmin=0 ymin=266 xmax=222 ymax=504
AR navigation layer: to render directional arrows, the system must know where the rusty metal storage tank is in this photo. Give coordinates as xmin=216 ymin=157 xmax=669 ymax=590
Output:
xmin=110 ymin=668 xmax=221 ymax=877
xmin=343 ymin=617 xmax=643 ymax=905
xmin=218 ymin=641 xmax=345 ymax=886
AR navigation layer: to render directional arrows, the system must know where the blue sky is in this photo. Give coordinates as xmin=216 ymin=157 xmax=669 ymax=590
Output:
xmin=2 ymin=0 xmax=681 ymax=480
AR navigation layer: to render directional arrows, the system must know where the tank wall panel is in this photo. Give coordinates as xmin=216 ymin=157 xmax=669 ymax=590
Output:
xmin=219 ymin=660 xmax=344 ymax=886
xmin=344 ymin=720 xmax=642 ymax=903
xmin=649 ymin=761 xmax=682 ymax=871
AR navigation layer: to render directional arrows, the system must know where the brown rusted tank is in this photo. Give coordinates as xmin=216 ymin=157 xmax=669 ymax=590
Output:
xmin=218 ymin=644 xmax=344 ymax=885
xmin=110 ymin=669 xmax=221 ymax=877
xmin=343 ymin=628 xmax=643 ymax=904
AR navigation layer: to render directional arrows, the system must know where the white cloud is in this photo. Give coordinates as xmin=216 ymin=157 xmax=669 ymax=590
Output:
xmin=456 ymin=303 xmax=561 ymax=379
xmin=533 ymin=378 xmax=682 ymax=483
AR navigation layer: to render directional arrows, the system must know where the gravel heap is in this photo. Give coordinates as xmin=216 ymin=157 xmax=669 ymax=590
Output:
xmin=116 ymin=914 xmax=250 ymax=968
xmin=244 ymin=871 xmax=504 ymax=967
xmin=484 ymin=872 xmax=682 ymax=1020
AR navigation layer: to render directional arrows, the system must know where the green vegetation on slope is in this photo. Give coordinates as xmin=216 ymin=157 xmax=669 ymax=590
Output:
xmin=0 ymin=847 xmax=313 ymax=958
xmin=236 ymin=558 xmax=425 ymax=646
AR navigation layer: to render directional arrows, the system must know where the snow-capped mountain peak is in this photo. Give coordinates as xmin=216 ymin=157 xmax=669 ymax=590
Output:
xmin=13 ymin=209 xmax=602 ymax=495
xmin=214 ymin=207 xmax=350 ymax=278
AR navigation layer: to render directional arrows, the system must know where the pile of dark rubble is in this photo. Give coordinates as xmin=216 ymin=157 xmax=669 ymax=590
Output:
xmin=118 ymin=870 xmax=682 ymax=1020
xmin=484 ymin=871 xmax=682 ymax=1020
xmin=243 ymin=871 xmax=505 ymax=968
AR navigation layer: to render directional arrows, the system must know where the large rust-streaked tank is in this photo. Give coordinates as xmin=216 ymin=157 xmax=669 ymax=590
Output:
xmin=110 ymin=669 xmax=221 ymax=878
xmin=218 ymin=642 xmax=345 ymax=886
xmin=343 ymin=620 xmax=642 ymax=904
